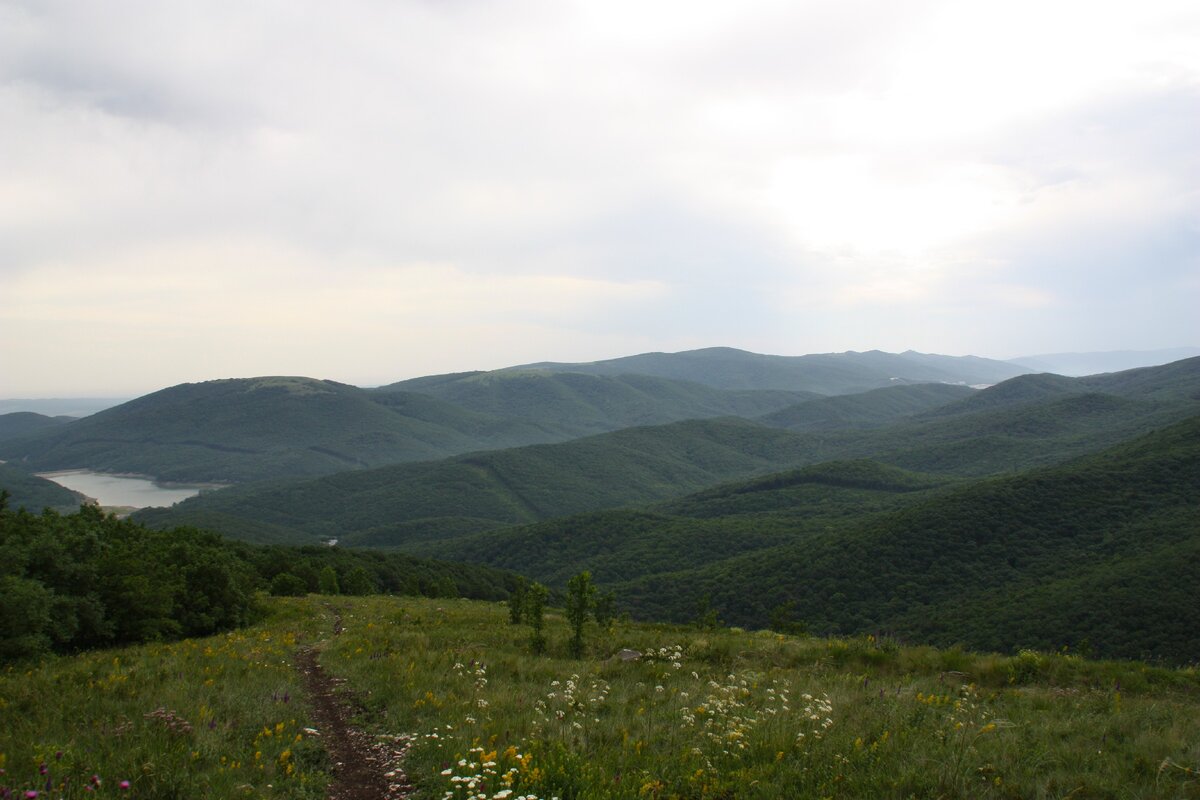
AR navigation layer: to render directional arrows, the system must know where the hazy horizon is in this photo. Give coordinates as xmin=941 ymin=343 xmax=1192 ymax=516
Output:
xmin=1 ymin=344 xmax=1198 ymax=406
xmin=3 ymin=1 xmax=1198 ymax=396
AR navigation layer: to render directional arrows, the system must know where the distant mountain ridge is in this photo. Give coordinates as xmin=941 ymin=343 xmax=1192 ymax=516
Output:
xmin=134 ymin=357 xmax=1200 ymax=547
xmin=0 ymin=398 xmax=127 ymax=417
xmin=0 ymin=412 xmax=73 ymax=442
xmin=375 ymin=371 xmax=814 ymax=437
xmin=1008 ymin=347 xmax=1200 ymax=376
xmin=503 ymin=347 xmax=1028 ymax=393
xmin=0 ymin=348 xmax=1033 ymax=485
xmin=0 ymin=377 xmax=555 ymax=483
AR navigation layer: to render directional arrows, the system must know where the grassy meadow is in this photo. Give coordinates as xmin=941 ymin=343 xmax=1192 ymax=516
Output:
xmin=5 ymin=594 xmax=1200 ymax=799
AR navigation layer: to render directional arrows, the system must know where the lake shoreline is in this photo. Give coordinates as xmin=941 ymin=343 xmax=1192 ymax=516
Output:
xmin=35 ymin=468 xmax=230 ymax=491
xmin=34 ymin=469 xmax=230 ymax=510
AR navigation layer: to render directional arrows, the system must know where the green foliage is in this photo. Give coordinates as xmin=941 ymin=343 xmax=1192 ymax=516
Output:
xmin=0 ymin=411 xmax=71 ymax=442
xmin=0 ymin=601 xmax=329 ymax=799
xmin=769 ymin=601 xmax=807 ymax=636
xmin=0 ymin=574 xmax=54 ymax=659
xmin=565 ymin=571 xmax=596 ymax=658
xmin=508 ymin=576 xmax=528 ymax=624
xmin=382 ymin=369 xmax=812 ymax=437
xmin=404 ymin=411 xmax=1200 ymax=665
xmin=481 ymin=346 xmax=1028 ymax=393
xmin=136 ymin=358 xmax=1200 ymax=550
xmin=694 ymin=594 xmax=721 ymax=630
xmin=0 ymin=504 xmax=521 ymax=661
xmin=525 ymin=581 xmax=549 ymax=655
xmin=0 ymin=503 xmax=259 ymax=658
xmin=0 ymin=462 xmax=86 ymax=512
xmin=761 ymin=382 xmax=974 ymax=430
xmin=0 ymin=376 xmax=553 ymax=484
xmin=315 ymin=595 xmax=1200 ymax=799
xmin=268 ymin=572 xmax=308 ymax=596
xmin=136 ymin=416 xmax=826 ymax=545
xmin=317 ymin=565 xmax=340 ymax=595
xmin=0 ymin=368 xmax=820 ymax=485
xmin=594 ymin=589 xmax=616 ymax=629
xmin=341 ymin=565 xmax=376 ymax=596
xmin=608 ymin=415 xmax=1200 ymax=664
xmin=8 ymin=593 xmax=1200 ymax=799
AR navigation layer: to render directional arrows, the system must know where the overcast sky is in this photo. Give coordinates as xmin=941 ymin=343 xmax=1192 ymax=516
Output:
xmin=2 ymin=0 xmax=1198 ymax=396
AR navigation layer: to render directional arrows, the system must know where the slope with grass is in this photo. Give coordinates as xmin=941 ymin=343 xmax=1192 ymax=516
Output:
xmin=5 ymin=594 xmax=1200 ymax=799
xmin=0 ymin=501 xmax=519 ymax=661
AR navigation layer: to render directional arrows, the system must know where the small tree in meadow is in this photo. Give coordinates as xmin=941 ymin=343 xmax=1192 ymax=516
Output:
xmin=525 ymin=581 xmax=549 ymax=655
xmin=695 ymin=594 xmax=720 ymax=631
xmin=318 ymin=566 xmax=340 ymax=595
xmin=269 ymin=573 xmax=308 ymax=597
xmin=508 ymin=576 xmax=528 ymax=625
xmin=342 ymin=566 xmax=376 ymax=596
xmin=594 ymin=589 xmax=616 ymax=632
xmin=769 ymin=600 xmax=807 ymax=636
xmin=565 ymin=571 xmax=596 ymax=658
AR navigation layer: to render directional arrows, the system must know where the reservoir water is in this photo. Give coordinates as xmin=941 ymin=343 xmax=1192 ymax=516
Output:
xmin=36 ymin=470 xmax=221 ymax=509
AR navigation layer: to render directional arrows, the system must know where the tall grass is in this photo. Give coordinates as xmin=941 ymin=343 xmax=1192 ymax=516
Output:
xmin=0 ymin=599 xmax=330 ymax=799
xmin=323 ymin=596 xmax=1200 ymax=799
xmin=4 ymin=595 xmax=1199 ymax=799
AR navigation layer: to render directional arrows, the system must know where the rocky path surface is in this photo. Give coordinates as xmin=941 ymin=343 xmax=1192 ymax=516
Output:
xmin=295 ymin=608 xmax=415 ymax=800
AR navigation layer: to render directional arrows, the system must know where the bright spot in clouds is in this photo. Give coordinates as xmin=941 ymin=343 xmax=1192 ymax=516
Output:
xmin=0 ymin=0 xmax=1197 ymax=395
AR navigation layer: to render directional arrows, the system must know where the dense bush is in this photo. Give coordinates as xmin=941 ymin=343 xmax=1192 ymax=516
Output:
xmin=0 ymin=494 xmax=520 ymax=661
xmin=0 ymin=497 xmax=258 ymax=658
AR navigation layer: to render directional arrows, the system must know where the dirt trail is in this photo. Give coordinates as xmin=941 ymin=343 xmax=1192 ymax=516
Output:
xmin=295 ymin=608 xmax=414 ymax=800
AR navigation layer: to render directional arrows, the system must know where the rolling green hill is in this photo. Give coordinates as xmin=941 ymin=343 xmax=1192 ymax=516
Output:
xmin=508 ymin=346 xmax=1029 ymax=392
xmin=134 ymin=417 xmax=820 ymax=543
xmin=8 ymin=593 xmax=1200 ymax=800
xmin=925 ymin=356 xmax=1200 ymax=418
xmin=412 ymin=460 xmax=953 ymax=585
xmin=760 ymin=382 xmax=974 ymax=430
xmin=0 ymin=463 xmax=86 ymax=512
xmin=0 ymin=373 xmax=817 ymax=484
xmin=0 ymin=377 xmax=560 ymax=483
xmin=0 ymin=411 xmax=72 ymax=442
xmin=607 ymin=415 xmax=1200 ymax=663
xmin=376 ymin=370 xmax=814 ymax=437
xmin=134 ymin=358 xmax=1200 ymax=547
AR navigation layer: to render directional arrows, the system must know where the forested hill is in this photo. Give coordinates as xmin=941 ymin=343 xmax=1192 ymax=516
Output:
xmin=0 ymin=374 xmax=811 ymax=484
xmin=0 ymin=463 xmax=86 ymax=512
xmin=759 ymin=383 xmax=973 ymax=430
xmin=0 ymin=412 xmax=73 ymax=442
xmin=134 ymin=357 xmax=1200 ymax=548
xmin=134 ymin=417 xmax=819 ymax=544
xmin=421 ymin=346 xmax=1030 ymax=393
xmin=607 ymin=414 xmax=1200 ymax=664
xmin=373 ymin=370 xmax=813 ymax=434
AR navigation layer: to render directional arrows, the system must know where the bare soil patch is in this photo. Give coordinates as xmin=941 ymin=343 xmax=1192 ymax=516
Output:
xmin=295 ymin=611 xmax=412 ymax=799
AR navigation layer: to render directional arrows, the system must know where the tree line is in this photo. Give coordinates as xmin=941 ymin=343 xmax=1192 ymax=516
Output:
xmin=0 ymin=493 xmax=517 ymax=661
